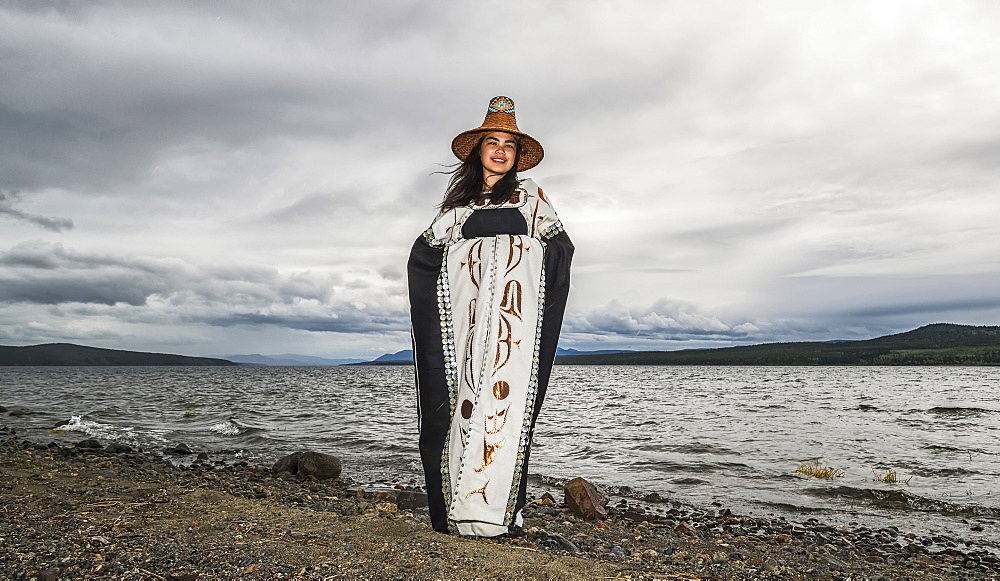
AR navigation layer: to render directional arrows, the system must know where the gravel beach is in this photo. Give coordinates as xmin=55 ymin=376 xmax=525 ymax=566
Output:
xmin=1 ymin=426 xmax=996 ymax=580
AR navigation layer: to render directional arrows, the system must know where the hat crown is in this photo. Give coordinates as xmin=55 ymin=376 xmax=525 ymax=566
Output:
xmin=488 ymin=96 xmax=516 ymax=116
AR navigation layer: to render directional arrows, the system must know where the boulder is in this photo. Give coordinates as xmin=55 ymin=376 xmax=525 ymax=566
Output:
xmin=167 ymin=443 xmax=193 ymax=455
xmin=271 ymin=451 xmax=342 ymax=481
xmin=396 ymin=490 xmax=429 ymax=510
xmin=75 ymin=438 xmax=103 ymax=449
xmin=271 ymin=451 xmax=305 ymax=475
xmin=104 ymin=442 xmax=133 ymax=454
xmin=622 ymin=510 xmax=657 ymax=523
xmin=563 ymin=477 xmax=608 ymax=521
xmin=298 ymin=451 xmax=342 ymax=480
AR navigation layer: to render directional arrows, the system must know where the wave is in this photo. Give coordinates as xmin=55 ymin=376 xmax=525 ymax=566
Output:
xmin=911 ymin=466 xmax=977 ymax=477
xmin=630 ymin=458 xmax=754 ymax=475
xmin=925 ymin=406 xmax=996 ymax=418
xmin=52 ymin=414 xmax=151 ymax=447
xmin=802 ymin=485 xmax=1000 ymax=518
xmin=922 ymin=444 xmax=968 ymax=453
xmin=209 ymin=420 xmax=242 ymax=436
xmin=671 ymin=477 xmax=710 ymax=486
xmin=208 ymin=418 xmax=250 ymax=436
xmin=670 ymin=442 xmax=738 ymax=456
xmin=203 ymin=417 xmax=268 ymax=438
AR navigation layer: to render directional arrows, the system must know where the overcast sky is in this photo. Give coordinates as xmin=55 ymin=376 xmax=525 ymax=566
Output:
xmin=2 ymin=1 xmax=999 ymax=359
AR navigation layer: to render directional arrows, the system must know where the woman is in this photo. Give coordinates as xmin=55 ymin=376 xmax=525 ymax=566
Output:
xmin=407 ymin=96 xmax=574 ymax=536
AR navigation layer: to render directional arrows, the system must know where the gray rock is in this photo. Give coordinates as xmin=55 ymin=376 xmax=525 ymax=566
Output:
xmin=271 ymin=451 xmax=305 ymax=475
xmin=104 ymin=442 xmax=133 ymax=453
xmin=271 ymin=450 xmax=342 ymax=480
xmin=75 ymin=438 xmax=103 ymax=449
xmin=167 ymin=443 xmax=193 ymax=455
xmin=547 ymin=532 xmax=580 ymax=554
xmin=563 ymin=476 xmax=608 ymax=521
xmin=396 ymin=490 xmax=428 ymax=510
xmin=298 ymin=451 xmax=342 ymax=480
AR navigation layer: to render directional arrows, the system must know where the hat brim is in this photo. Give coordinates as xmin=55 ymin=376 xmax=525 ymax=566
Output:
xmin=451 ymin=127 xmax=544 ymax=172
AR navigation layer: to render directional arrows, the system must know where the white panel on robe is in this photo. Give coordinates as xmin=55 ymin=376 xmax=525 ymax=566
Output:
xmin=445 ymin=233 xmax=543 ymax=536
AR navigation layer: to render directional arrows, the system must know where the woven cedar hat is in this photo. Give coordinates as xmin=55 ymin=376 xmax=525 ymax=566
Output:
xmin=451 ymin=96 xmax=544 ymax=172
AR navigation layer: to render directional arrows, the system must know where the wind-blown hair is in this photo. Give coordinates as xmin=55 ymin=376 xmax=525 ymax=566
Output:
xmin=439 ymin=134 xmax=521 ymax=211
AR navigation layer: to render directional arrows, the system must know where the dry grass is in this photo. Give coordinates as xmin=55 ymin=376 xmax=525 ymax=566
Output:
xmin=871 ymin=468 xmax=913 ymax=485
xmin=795 ymin=460 xmax=845 ymax=479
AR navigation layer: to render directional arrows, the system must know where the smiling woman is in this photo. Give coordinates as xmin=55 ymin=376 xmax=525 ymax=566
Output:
xmin=407 ymin=96 xmax=574 ymax=537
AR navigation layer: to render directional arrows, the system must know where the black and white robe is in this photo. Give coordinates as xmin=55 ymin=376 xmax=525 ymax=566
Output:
xmin=407 ymin=178 xmax=573 ymax=536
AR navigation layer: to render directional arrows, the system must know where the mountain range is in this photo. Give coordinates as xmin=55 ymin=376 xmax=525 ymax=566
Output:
xmin=223 ymin=353 xmax=366 ymax=366
xmin=554 ymin=323 xmax=1000 ymax=366
xmin=2 ymin=324 xmax=998 ymax=366
xmin=352 ymin=348 xmax=632 ymax=365
xmin=0 ymin=343 xmax=236 ymax=366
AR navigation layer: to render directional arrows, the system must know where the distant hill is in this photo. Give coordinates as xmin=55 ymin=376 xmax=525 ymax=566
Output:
xmin=0 ymin=343 xmax=238 ymax=366
xmin=556 ymin=324 xmax=1000 ymax=366
xmin=224 ymin=353 xmax=366 ymax=366
xmin=374 ymin=350 xmax=415 ymax=362
xmin=557 ymin=348 xmax=632 ymax=356
xmin=352 ymin=347 xmax=632 ymax=365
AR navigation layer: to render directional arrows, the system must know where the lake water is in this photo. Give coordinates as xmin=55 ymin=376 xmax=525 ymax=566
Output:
xmin=1 ymin=365 xmax=998 ymax=549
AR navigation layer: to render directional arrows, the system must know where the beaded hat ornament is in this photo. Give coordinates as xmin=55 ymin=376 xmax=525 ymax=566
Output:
xmin=451 ymin=96 xmax=544 ymax=172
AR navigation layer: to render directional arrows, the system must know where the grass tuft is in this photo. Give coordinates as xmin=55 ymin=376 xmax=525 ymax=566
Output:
xmin=871 ymin=468 xmax=912 ymax=485
xmin=795 ymin=460 xmax=845 ymax=479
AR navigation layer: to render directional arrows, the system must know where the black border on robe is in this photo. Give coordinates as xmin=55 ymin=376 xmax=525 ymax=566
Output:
xmin=408 ymin=224 xmax=573 ymax=534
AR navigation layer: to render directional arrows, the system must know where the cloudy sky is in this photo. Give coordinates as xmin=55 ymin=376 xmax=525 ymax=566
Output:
xmin=2 ymin=1 xmax=999 ymax=359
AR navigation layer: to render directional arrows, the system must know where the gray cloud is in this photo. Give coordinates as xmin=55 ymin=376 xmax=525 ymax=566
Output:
xmin=1 ymin=1 xmax=999 ymax=356
xmin=565 ymin=299 xmax=760 ymax=342
xmin=202 ymin=312 xmax=406 ymax=334
xmin=0 ymin=241 xmax=405 ymax=336
xmin=0 ymin=191 xmax=73 ymax=232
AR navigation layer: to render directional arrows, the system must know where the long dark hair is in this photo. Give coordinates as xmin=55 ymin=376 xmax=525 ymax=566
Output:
xmin=439 ymin=135 xmax=521 ymax=211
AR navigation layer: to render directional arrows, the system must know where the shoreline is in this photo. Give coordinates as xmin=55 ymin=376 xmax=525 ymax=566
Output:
xmin=2 ymin=427 xmax=997 ymax=579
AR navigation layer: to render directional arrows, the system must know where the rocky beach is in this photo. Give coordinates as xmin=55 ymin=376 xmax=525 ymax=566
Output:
xmin=2 ymin=425 xmax=997 ymax=580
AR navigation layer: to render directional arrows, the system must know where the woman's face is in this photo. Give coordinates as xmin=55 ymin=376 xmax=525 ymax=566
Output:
xmin=479 ymin=131 xmax=518 ymax=179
